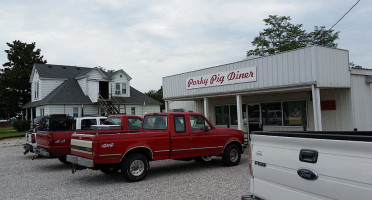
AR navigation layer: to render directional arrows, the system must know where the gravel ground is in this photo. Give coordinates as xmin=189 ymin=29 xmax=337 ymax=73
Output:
xmin=0 ymin=137 xmax=250 ymax=200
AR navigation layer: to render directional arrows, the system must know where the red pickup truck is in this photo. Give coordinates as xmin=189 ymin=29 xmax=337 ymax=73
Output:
xmin=35 ymin=115 xmax=143 ymax=164
xmin=67 ymin=112 xmax=246 ymax=182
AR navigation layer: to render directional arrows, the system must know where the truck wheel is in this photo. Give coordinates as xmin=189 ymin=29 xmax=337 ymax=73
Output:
xmin=58 ymin=156 xmax=70 ymax=165
xmin=222 ymin=144 xmax=241 ymax=166
xmin=121 ymin=153 xmax=149 ymax=182
xmin=100 ymin=167 xmax=119 ymax=174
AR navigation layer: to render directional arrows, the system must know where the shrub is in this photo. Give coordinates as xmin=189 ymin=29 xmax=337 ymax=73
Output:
xmin=12 ymin=120 xmax=31 ymax=132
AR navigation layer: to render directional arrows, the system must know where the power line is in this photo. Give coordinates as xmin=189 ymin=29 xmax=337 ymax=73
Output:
xmin=329 ymin=0 xmax=361 ymax=30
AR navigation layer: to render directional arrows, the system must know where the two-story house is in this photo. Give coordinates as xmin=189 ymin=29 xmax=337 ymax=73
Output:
xmin=22 ymin=64 xmax=161 ymax=119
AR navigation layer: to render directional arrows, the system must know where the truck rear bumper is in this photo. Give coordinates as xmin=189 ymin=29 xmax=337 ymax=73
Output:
xmin=34 ymin=147 xmax=50 ymax=157
xmin=66 ymin=155 xmax=94 ymax=168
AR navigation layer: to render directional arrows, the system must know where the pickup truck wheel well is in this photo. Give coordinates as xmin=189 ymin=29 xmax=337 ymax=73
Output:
xmin=121 ymin=147 xmax=153 ymax=163
xmin=224 ymin=141 xmax=243 ymax=154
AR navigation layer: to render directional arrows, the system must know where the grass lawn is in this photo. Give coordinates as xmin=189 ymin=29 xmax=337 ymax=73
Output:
xmin=0 ymin=127 xmax=25 ymax=139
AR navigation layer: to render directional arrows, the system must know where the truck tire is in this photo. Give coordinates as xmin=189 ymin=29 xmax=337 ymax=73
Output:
xmin=100 ymin=167 xmax=119 ymax=174
xmin=222 ymin=144 xmax=241 ymax=166
xmin=121 ymin=153 xmax=149 ymax=182
xmin=58 ymin=156 xmax=70 ymax=165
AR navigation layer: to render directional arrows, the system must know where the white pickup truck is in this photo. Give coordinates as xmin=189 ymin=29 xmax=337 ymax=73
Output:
xmin=23 ymin=115 xmax=106 ymax=155
xmin=243 ymin=131 xmax=372 ymax=200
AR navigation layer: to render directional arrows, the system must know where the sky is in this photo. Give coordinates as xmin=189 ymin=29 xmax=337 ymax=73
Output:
xmin=0 ymin=0 xmax=371 ymax=93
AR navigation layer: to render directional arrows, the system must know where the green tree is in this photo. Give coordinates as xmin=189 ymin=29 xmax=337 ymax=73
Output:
xmin=145 ymin=87 xmax=164 ymax=111
xmin=247 ymin=15 xmax=339 ymax=56
xmin=0 ymin=40 xmax=47 ymax=118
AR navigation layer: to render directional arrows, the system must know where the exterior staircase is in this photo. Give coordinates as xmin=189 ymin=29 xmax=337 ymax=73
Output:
xmin=98 ymin=94 xmax=121 ymax=115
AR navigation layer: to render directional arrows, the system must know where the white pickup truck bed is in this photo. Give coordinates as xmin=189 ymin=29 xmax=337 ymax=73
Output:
xmin=247 ymin=131 xmax=372 ymax=200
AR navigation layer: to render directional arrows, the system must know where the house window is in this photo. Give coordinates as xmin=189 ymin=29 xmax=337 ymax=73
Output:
xmin=40 ymin=108 xmax=44 ymax=116
xmin=34 ymin=82 xmax=39 ymax=99
xmin=120 ymin=75 xmax=123 ymax=78
xmin=131 ymin=107 xmax=135 ymax=115
xmin=116 ymin=83 xmax=120 ymax=94
xmin=122 ymin=83 xmax=126 ymax=94
xmin=73 ymin=107 xmax=79 ymax=117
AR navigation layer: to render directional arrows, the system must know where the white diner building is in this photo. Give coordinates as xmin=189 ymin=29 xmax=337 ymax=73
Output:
xmin=163 ymin=46 xmax=372 ymax=132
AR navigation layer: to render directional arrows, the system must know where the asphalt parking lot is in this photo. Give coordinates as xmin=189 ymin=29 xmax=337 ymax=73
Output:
xmin=0 ymin=138 xmax=250 ymax=200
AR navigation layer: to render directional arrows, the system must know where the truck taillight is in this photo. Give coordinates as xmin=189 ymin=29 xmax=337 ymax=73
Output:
xmin=48 ymin=134 xmax=53 ymax=145
xmin=31 ymin=134 xmax=36 ymax=143
xmin=248 ymin=145 xmax=253 ymax=177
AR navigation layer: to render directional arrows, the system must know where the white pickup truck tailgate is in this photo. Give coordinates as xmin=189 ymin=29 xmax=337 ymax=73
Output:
xmin=250 ymin=133 xmax=372 ymax=200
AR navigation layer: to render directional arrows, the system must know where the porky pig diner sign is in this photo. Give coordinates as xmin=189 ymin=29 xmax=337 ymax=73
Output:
xmin=186 ymin=67 xmax=257 ymax=89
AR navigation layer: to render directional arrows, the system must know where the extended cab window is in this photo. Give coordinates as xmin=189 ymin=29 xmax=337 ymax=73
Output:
xmin=105 ymin=117 xmax=121 ymax=125
xmin=143 ymin=115 xmax=167 ymax=130
xmin=174 ymin=115 xmax=185 ymax=133
xmin=190 ymin=115 xmax=211 ymax=131
xmin=128 ymin=117 xmax=142 ymax=130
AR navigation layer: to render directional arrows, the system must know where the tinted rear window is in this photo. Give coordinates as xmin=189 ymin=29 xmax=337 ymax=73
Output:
xmin=143 ymin=115 xmax=167 ymax=130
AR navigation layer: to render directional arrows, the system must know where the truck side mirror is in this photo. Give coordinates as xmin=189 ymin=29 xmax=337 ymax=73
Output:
xmin=204 ymin=126 xmax=209 ymax=132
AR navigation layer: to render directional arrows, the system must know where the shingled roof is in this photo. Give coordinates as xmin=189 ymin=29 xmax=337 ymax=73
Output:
xmin=34 ymin=64 xmax=93 ymax=79
xmin=23 ymin=64 xmax=160 ymax=109
xmin=23 ymin=78 xmax=92 ymax=108
xmin=113 ymin=87 xmax=162 ymax=105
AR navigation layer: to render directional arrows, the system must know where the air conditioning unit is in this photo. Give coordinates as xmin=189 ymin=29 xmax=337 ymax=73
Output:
xmin=115 ymin=91 xmax=120 ymax=94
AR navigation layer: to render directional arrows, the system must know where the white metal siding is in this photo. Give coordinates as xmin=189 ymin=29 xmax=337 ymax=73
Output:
xmin=316 ymin=47 xmax=350 ymax=88
xmin=88 ymin=81 xmax=99 ymax=102
xmin=31 ymin=72 xmax=40 ymax=102
xmin=350 ymin=74 xmax=372 ymax=131
xmin=83 ymin=105 xmax=98 ymax=116
xmin=168 ymin=100 xmax=203 ymax=113
xmin=86 ymin=70 xmax=104 ymax=80
xmin=77 ymin=78 xmax=87 ymax=95
xmin=41 ymin=79 xmax=65 ymax=99
xmin=125 ymin=105 xmax=160 ymax=117
xmin=320 ymin=89 xmax=351 ymax=131
xmin=163 ymin=46 xmax=350 ymax=100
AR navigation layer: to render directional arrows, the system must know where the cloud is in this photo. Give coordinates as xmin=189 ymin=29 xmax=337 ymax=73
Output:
xmin=0 ymin=0 xmax=371 ymax=92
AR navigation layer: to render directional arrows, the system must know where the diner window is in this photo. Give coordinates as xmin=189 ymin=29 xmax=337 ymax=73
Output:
xmin=283 ymin=101 xmax=307 ymax=126
xmin=230 ymin=105 xmax=238 ymax=125
xmin=261 ymin=102 xmax=282 ymax=125
xmin=215 ymin=105 xmax=229 ymax=125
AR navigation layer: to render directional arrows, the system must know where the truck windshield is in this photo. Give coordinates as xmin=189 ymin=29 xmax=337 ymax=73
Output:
xmin=105 ymin=117 xmax=122 ymax=125
xmin=143 ymin=115 xmax=167 ymax=130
